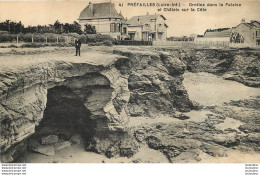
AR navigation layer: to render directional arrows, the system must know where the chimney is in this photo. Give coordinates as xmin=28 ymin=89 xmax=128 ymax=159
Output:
xmin=119 ymin=11 xmax=123 ymax=17
xmin=89 ymin=2 xmax=93 ymax=14
xmin=241 ymin=18 xmax=245 ymax=23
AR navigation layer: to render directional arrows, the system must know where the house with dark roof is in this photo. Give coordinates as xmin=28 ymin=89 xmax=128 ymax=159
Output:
xmin=126 ymin=13 xmax=168 ymax=41
xmin=78 ymin=2 xmax=127 ymax=39
xmin=230 ymin=19 xmax=260 ymax=47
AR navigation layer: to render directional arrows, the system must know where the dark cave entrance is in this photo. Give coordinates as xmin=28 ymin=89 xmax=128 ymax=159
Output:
xmin=32 ymin=85 xmax=95 ymax=145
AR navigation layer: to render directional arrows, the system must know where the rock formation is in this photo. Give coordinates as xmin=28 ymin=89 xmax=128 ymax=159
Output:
xmin=2 ymin=47 xmax=258 ymax=163
xmin=0 ymin=48 xmax=194 ymax=162
xmin=160 ymin=48 xmax=260 ymax=87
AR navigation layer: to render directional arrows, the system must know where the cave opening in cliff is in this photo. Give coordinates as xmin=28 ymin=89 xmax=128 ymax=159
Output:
xmin=32 ymin=85 xmax=95 ymax=145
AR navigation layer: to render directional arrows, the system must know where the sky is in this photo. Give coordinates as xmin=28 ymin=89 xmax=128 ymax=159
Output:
xmin=0 ymin=0 xmax=259 ymax=36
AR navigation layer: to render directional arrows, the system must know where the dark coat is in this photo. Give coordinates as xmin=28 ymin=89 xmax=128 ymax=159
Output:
xmin=75 ymin=40 xmax=82 ymax=48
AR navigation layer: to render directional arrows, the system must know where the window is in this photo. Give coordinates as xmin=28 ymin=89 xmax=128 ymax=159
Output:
xmin=110 ymin=23 xmax=115 ymax=32
xmin=110 ymin=23 xmax=120 ymax=33
xmin=123 ymin=27 xmax=127 ymax=34
xmin=158 ymin=33 xmax=162 ymax=40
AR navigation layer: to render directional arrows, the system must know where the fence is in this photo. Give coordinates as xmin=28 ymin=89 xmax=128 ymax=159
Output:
xmin=153 ymin=40 xmax=194 ymax=46
xmin=194 ymin=40 xmax=230 ymax=47
xmin=229 ymin=43 xmax=260 ymax=48
xmin=117 ymin=40 xmax=152 ymax=46
xmin=0 ymin=33 xmax=76 ymax=44
xmin=0 ymin=33 xmax=117 ymax=46
xmin=152 ymin=40 xmax=230 ymax=47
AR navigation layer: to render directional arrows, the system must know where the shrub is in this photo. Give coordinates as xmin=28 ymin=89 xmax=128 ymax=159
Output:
xmin=78 ymin=34 xmax=114 ymax=44
xmin=18 ymin=33 xmax=33 ymax=42
xmin=0 ymin=34 xmax=16 ymax=42
xmin=20 ymin=43 xmax=42 ymax=48
xmin=88 ymin=40 xmax=113 ymax=46
xmin=103 ymin=40 xmax=113 ymax=46
xmin=19 ymin=42 xmax=73 ymax=48
xmin=7 ymin=44 xmax=18 ymax=48
xmin=0 ymin=33 xmax=114 ymax=46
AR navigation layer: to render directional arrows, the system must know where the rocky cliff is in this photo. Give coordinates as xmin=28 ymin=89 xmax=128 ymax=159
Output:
xmin=0 ymin=48 xmax=194 ymax=162
xmin=2 ymin=47 xmax=258 ymax=163
xmin=160 ymin=48 xmax=260 ymax=87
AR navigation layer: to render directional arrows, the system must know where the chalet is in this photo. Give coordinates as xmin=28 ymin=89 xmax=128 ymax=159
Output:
xmin=126 ymin=13 xmax=168 ymax=41
xmin=194 ymin=28 xmax=231 ymax=45
xmin=230 ymin=19 xmax=260 ymax=47
xmin=78 ymin=2 xmax=127 ymax=39
xmin=204 ymin=28 xmax=231 ymax=40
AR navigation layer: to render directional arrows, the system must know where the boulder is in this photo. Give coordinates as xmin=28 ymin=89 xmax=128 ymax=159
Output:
xmin=212 ymin=133 xmax=239 ymax=147
xmin=41 ymin=135 xmax=59 ymax=145
xmin=31 ymin=145 xmax=55 ymax=156
xmin=53 ymin=141 xmax=71 ymax=151
xmin=247 ymin=133 xmax=260 ymax=143
xmin=70 ymin=134 xmax=83 ymax=144
xmin=129 ymin=105 xmax=144 ymax=117
xmin=169 ymin=150 xmax=201 ymax=163
xmin=176 ymin=114 xmax=190 ymax=120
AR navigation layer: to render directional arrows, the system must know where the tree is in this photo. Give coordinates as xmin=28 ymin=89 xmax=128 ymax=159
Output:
xmin=54 ymin=20 xmax=62 ymax=33
xmin=84 ymin=24 xmax=96 ymax=34
xmin=63 ymin=23 xmax=70 ymax=33
xmin=71 ymin=21 xmax=82 ymax=34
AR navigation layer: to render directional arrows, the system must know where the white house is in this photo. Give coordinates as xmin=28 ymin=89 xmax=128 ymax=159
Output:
xmin=78 ymin=2 xmax=127 ymax=39
xmin=126 ymin=13 xmax=168 ymax=41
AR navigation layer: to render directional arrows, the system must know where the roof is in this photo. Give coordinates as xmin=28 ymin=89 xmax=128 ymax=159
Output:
xmin=248 ymin=20 xmax=260 ymax=28
xmin=234 ymin=20 xmax=260 ymax=28
xmin=78 ymin=2 xmax=124 ymax=20
xmin=127 ymin=14 xmax=166 ymax=26
xmin=204 ymin=29 xmax=232 ymax=38
xmin=251 ymin=21 xmax=260 ymax=27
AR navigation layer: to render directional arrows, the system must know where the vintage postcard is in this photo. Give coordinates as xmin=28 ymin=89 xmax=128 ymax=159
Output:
xmin=0 ymin=0 xmax=259 ymax=173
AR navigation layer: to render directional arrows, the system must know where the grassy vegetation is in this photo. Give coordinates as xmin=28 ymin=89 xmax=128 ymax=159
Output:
xmin=0 ymin=42 xmax=74 ymax=48
xmin=0 ymin=33 xmax=116 ymax=46
xmin=0 ymin=33 xmax=70 ymax=43
xmin=88 ymin=40 xmax=113 ymax=46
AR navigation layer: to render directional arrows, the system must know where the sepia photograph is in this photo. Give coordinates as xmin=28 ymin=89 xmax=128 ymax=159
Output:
xmin=0 ymin=0 xmax=259 ymax=173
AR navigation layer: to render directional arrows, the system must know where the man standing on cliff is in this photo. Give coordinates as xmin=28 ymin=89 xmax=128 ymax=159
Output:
xmin=75 ymin=38 xmax=82 ymax=56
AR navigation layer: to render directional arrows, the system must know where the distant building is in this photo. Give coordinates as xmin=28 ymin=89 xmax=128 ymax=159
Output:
xmin=190 ymin=34 xmax=203 ymax=38
xmin=230 ymin=19 xmax=260 ymax=47
xmin=204 ymin=28 xmax=231 ymax=41
xmin=126 ymin=13 xmax=168 ymax=41
xmin=194 ymin=28 xmax=231 ymax=45
xmin=78 ymin=2 xmax=127 ymax=39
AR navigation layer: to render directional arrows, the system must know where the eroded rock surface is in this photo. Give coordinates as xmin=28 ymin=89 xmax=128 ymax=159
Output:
xmin=160 ymin=48 xmax=260 ymax=87
xmin=1 ymin=47 xmax=259 ymax=163
xmin=0 ymin=48 xmax=194 ymax=162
